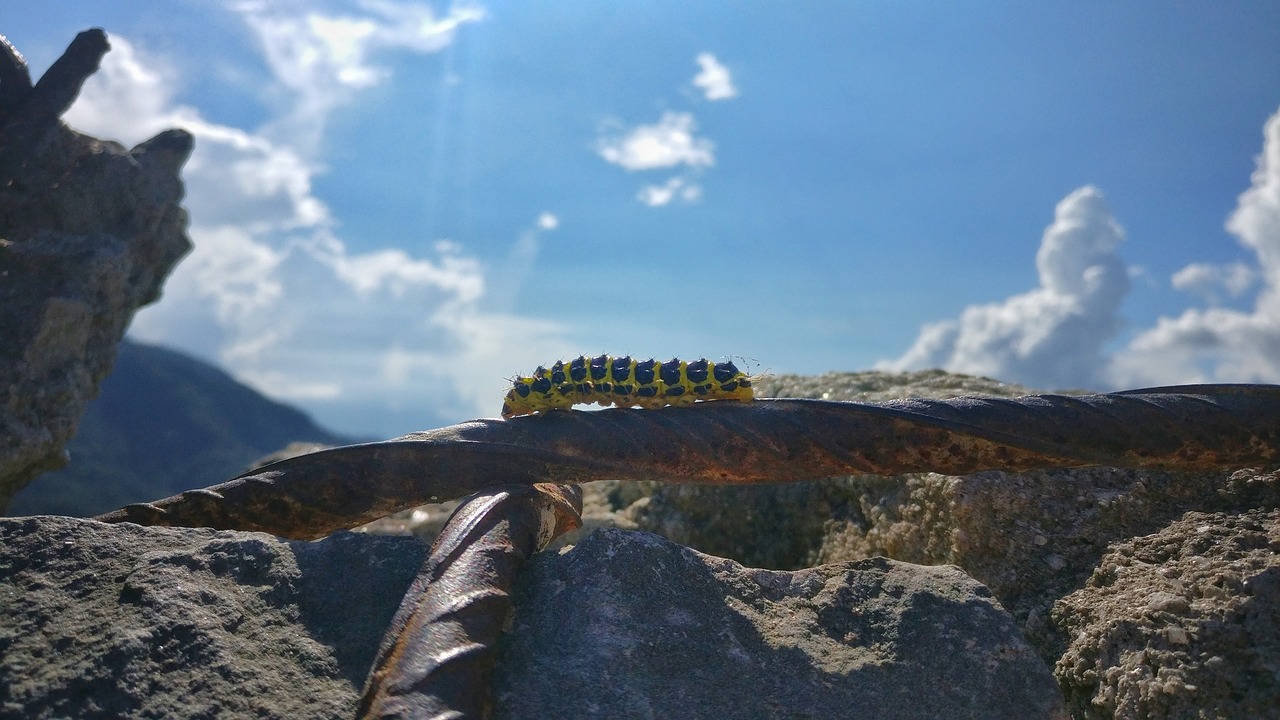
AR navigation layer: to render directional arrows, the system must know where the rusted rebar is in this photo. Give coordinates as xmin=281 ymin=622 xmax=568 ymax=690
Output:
xmin=356 ymin=482 xmax=582 ymax=720
xmin=96 ymin=385 xmax=1280 ymax=540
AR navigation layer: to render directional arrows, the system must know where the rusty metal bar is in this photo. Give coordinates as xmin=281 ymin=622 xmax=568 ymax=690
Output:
xmin=95 ymin=385 xmax=1280 ymax=540
xmin=355 ymin=482 xmax=581 ymax=720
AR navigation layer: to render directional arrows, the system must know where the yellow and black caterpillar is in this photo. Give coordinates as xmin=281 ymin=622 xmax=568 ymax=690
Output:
xmin=502 ymin=355 xmax=754 ymax=419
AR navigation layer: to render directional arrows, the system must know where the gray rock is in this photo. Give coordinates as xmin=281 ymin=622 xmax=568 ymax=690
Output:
xmin=0 ymin=517 xmax=1064 ymax=719
xmin=0 ymin=120 xmax=193 ymax=508
xmin=494 ymin=528 xmax=1066 ymax=720
xmin=558 ymin=371 xmax=1042 ymax=575
xmin=1053 ymin=508 xmax=1280 ymax=719
xmin=566 ymin=373 xmax=1280 ymax=669
xmin=0 ymin=515 xmax=427 ymax=720
xmin=807 ymin=466 xmax=1280 ymax=662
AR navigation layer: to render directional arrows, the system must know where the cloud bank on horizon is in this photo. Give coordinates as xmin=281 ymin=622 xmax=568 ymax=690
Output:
xmin=882 ymin=107 xmax=1280 ymax=391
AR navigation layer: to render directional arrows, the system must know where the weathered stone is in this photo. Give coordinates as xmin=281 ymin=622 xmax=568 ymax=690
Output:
xmin=0 ymin=35 xmax=193 ymax=509
xmin=584 ymin=373 xmax=1280 ymax=668
xmin=494 ymin=528 xmax=1066 ymax=719
xmin=1053 ymin=509 xmax=1280 ymax=719
xmin=808 ymin=466 xmax=1280 ymax=662
xmin=0 ymin=515 xmax=427 ymax=720
xmin=0 ymin=517 xmax=1065 ymax=719
xmin=585 ymin=371 xmax=1039 ymax=574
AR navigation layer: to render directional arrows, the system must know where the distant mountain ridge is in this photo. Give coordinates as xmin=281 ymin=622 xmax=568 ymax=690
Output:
xmin=7 ymin=340 xmax=357 ymax=517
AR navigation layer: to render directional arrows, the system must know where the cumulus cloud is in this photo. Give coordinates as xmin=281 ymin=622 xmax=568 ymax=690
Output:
xmin=598 ymin=112 xmax=715 ymax=171
xmin=1170 ymin=262 xmax=1257 ymax=304
xmin=1109 ymin=106 xmax=1280 ymax=387
xmin=637 ymin=176 xmax=703 ymax=207
xmin=692 ymin=52 xmax=737 ymax=101
xmin=235 ymin=0 xmax=484 ymax=150
xmin=881 ymin=107 xmax=1280 ymax=392
xmin=881 ymin=186 xmax=1130 ymax=389
xmin=599 ymin=53 xmax=734 ymax=205
xmin=68 ymin=22 xmax=576 ymax=436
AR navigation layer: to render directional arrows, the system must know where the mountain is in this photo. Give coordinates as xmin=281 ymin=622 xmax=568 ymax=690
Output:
xmin=6 ymin=340 xmax=358 ymax=517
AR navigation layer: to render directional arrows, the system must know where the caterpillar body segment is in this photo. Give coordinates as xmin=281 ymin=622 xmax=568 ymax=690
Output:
xmin=501 ymin=355 xmax=754 ymax=419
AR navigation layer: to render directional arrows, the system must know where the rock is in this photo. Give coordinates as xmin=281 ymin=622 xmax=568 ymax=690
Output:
xmin=577 ymin=371 xmax=1039 ymax=574
xmin=0 ymin=31 xmax=193 ymax=509
xmin=0 ymin=515 xmax=427 ymax=720
xmin=494 ymin=528 xmax=1065 ymax=719
xmin=573 ymin=373 xmax=1280 ymax=668
xmin=1053 ymin=509 xmax=1280 ymax=719
xmin=8 ymin=341 xmax=357 ymax=518
xmin=0 ymin=517 xmax=1065 ymax=719
xmin=808 ymin=466 xmax=1280 ymax=663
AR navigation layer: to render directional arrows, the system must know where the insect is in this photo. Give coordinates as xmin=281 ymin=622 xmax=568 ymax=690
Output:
xmin=501 ymin=355 xmax=754 ymax=419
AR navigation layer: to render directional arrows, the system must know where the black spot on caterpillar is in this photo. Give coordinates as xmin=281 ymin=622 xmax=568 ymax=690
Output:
xmin=502 ymin=355 xmax=754 ymax=419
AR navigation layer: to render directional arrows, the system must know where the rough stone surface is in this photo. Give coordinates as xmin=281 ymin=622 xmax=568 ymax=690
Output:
xmin=807 ymin=466 xmax=1280 ymax=663
xmin=608 ymin=371 xmax=1041 ymax=570
xmin=0 ymin=515 xmax=427 ymax=720
xmin=0 ymin=517 xmax=1064 ymax=719
xmin=361 ymin=371 xmax=1280 ymax=717
xmin=494 ymin=528 xmax=1066 ymax=719
xmin=1053 ymin=509 xmax=1280 ymax=719
xmin=0 ymin=122 xmax=193 ymax=509
xmin=554 ymin=374 xmax=1280 ymax=668
xmin=359 ymin=370 xmax=1036 ymax=555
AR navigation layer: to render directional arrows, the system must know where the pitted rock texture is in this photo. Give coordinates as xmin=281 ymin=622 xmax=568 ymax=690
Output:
xmin=354 ymin=371 xmax=1280 ymax=717
xmin=0 ymin=117 xmax=193 ymax=508
xmin=1 ymin=517 xmax=1065 ymax=719
xmin=582 ymin=375 xmax=1280 ymax=667
xmin=1053 ymin=509 xmax=1280 ymax=719
xmin=494 ymin=528 xmax=1067 ymax=720
xmin=0 ymin=515 xmax=427 ymax=720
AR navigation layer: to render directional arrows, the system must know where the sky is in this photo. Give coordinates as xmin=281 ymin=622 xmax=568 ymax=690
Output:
xmin=5 ymin=2 xmax=1280 ymax=438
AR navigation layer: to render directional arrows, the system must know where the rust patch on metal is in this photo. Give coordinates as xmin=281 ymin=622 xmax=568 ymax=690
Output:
xmin=95 ymin=385 xmax=1280 ymax=539
xmin=355 ymin=483 xmax=581 ymax=719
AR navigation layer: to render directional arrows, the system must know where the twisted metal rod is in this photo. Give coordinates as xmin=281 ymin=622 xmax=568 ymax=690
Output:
xmin=95 ymin=385 xmax=1280 ymax=540
xmin=355 ymin=483 xmax=581 ymax=720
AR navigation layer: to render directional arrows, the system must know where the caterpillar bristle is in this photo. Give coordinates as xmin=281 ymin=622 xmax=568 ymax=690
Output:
xmin=501 ymin=355 xmax=754 ymax=419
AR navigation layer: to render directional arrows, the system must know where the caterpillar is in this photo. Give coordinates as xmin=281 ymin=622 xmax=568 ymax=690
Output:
xmin=501 ymin=355 xmax=754 ymax=419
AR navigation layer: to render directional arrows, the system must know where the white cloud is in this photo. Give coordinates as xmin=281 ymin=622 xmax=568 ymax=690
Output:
xmin=692 ymin=52 xmax=737 ymax=101
xmin=598 ymin=112 xmax=715 ymax=171
xmin=1109 ymin=106 xmax=1280 ymax=387
xmin=882 ymin=106 xmax=1280 ymax=392
xmin=235 ymin=0 xmax=484 ymax=150
xmin=599 ymin=59 xmax=729 ymax=205
xmin=72 ymin=24 xmax=577 ymax=436
xmin=63 ymin=35 xmax=177 ymax=143
xmin=66 ymin=36 xmax=329 ymax=233
xmin=637 ymin=176 xmax=703 ymax=207
xmin=1170 ymin=262 xmax=1256 ymax=304
xmin=881 ymin=186 xmax=1129 ymax=390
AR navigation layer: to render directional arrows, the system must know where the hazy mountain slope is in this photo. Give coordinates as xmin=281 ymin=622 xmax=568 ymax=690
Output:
xmin=7 ymin=340 xmax=357 ymax=517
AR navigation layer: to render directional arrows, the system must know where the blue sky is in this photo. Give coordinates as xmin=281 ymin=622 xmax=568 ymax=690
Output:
xmin=6 ymin=2 xmax=1280 ymax=437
